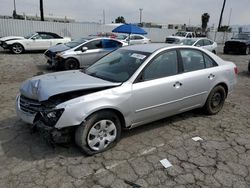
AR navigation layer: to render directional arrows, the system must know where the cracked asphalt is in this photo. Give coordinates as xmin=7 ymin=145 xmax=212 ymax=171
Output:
xmin=0 ymin=46 xmax=250 ymax=188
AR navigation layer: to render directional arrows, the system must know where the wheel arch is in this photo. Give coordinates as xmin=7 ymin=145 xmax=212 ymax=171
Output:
xmin=12 ymin=42 xmax=25 ymax=51
xmin=84 ymin=108 xmax=126 ymax=129
xmin=214 ymin=82 xmax=228 ymax=97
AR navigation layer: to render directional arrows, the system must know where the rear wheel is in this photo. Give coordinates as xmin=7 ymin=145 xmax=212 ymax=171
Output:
xmin=204 ymin=85 xmax=226 ymax=115
xmin=75 ymin=111 xmax=121 ymax=155
xmin=64 ymin=58 xmax=79 ymax=70
xmin=11 ymin=43 xmax=24 ymax=54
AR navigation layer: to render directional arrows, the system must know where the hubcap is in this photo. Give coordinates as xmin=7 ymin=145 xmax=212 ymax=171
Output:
xmin=12 ymin=45 xmax=22 ymax=53
xmin=87 ymin=120 xmax=117 ymax=151
xmin=211 ymin=92 xmax=222 ymax=108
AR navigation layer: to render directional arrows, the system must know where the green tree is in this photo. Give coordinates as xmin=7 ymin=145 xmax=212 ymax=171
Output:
xmin=201 ymin=13 xmax=210 ymax=32
xmin=115 ymin=16 xmax=126 ymax=23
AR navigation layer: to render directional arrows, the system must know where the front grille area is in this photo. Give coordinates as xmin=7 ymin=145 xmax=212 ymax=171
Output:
xmin=19 ymin=95 xmax=42 ymax=114
xmin=44 ymin=50 xmax=55 ymax=59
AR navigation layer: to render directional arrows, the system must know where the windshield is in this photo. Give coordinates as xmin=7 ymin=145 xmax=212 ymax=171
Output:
xmin=85 ymin=49 xmax=151 ymax=82
xmin=175 ymin=32 xmax=186 ymax=37
xmin=24 ymin=33 xmax=36 ymax=39
xmin=232 ymin=33 xmax=250 ymax=40
xmin=65 ymin=38 xmax=87 ymax=48
xmin=181 ymin=39 xmax=197 ymax=45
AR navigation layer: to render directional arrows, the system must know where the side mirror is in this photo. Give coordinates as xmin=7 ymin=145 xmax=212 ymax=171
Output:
xmin=81 ymin=46 xmax=88 ymax=52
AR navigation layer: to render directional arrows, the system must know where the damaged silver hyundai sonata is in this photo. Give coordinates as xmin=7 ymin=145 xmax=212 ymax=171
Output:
xmin=16 ymin=44 xmax=237 ymax=155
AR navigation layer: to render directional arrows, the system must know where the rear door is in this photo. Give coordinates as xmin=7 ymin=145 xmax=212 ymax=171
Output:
xmin=176 ymin=48 xmax=218 ymax=112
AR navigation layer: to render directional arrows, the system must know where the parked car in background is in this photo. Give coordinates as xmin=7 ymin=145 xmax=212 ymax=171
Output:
xmin=44 ymin=37 xmax=88 ymax=66
xmin=0 ymin=32 xmax=71 ymax=54
xmin=45 ymin=37 xmax=127 ymax=70
xmin=16 ymin=44 xmax=237 ymax=155
xmin=224 ymin=33 xmax=250 ymax=55
xmin=165 ymin=31 xmax=196 ymax=44
xmin=89 ymin=32 xmax=117 ymax=38
xmin=180 ymin=38 xmax=217 ymax=54
xmin=116 ymin=34 xmax=150 ymax=45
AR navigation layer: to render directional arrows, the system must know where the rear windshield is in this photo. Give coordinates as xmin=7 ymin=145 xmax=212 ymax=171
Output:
xmin=232 ymin=34 xmax=250 ymax=40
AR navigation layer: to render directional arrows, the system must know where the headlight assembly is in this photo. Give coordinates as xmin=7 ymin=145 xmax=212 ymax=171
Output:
xmin=40 ymin=109 xmax=64 ymax=126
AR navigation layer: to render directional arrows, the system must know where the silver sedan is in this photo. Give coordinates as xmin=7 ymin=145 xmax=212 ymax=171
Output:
xmin=16 ymin=44 xmax=237 ymax=155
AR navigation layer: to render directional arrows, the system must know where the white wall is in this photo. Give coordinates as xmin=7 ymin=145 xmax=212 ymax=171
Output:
xmin=0 ymin=18 xmax=234 ymax=43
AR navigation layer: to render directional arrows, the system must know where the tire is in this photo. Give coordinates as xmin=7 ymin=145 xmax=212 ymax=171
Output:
xmin=11 ymin=43 xmax=24 ymax=54
xmin=204 ymin=85 xmax=226 ymax=115
xmin=243 ymin=46 xmax=250 ymax=55
xmin=248 ymin=61 xmax=250 ymax=72
xmin=75 ymin=111 xmax=121 ymax=155
xmin=64 ymin=58 xmax=79 ymax=70
xmin=223 ymin=48 xmax=228 ymax=54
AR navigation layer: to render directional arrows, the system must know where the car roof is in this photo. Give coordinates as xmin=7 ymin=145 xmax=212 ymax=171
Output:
xmin=36 ymin=31 xmax=61 ymax=37
xmin=121 ymin=43 xmax=177 ymax=53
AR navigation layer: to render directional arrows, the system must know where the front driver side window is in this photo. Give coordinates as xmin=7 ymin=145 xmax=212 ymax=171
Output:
xmin=142 ymin=50 xmax=178 ymax=81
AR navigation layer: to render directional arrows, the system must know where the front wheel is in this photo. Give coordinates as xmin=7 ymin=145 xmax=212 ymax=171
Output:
xmin=11 ymin=43 xmax=24 ymax=54
xmin=203 ymin=85 xmax=226 ymax=115
xmin=64 ymin=58 xmax=79 ymax=70
xmin=75 ymin=111 xmax=121 ymax=155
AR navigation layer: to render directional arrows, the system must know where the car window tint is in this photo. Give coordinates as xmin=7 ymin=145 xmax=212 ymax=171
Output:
xmin=102 ymin=39 xmax=122 ymax=48
xmin=32 ymin=34 xmax=42 ymax=39
xmin=40 ymin=34 xmax=54 ymax=39
xmin=195 ymin=40 xmax=204 ymax=46
xmin=134 ymin=35 xmax=143 ymax=40
xmin=204 ymin=54 xmax=217 ymax=68
xmin=143 ymin=50 xmax=178 ymax=81
xmin=204 ymin=39 xmax=212 ymax=45
xmin=84 ymin=40 xmax=102 ymax=49
xmin=180 ymin=49 xmax=205 ymax=72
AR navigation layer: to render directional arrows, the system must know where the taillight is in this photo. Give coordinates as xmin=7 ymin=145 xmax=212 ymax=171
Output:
xmin=234 ymin=67 xmax=238 ymax=75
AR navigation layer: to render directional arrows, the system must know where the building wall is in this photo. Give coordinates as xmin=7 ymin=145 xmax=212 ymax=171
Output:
xmin=0 ymin=18 xmax=234 ymax=43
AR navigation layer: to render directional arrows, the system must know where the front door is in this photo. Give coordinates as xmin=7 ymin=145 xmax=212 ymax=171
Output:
xmin=131 ymin=50 xmax=183 ymax=125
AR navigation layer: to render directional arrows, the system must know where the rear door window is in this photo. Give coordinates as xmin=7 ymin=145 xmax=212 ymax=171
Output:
xmin=102 ymin=39 xmax=122 ymax=49
xmin=180 ymin=49 xmax=205 ymax=72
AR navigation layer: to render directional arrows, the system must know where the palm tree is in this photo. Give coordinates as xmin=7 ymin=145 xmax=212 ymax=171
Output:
xmin=201 ymin=13 xmax=210 ymax=33
xmin=218 ymin=0 xmax=226 ymax=30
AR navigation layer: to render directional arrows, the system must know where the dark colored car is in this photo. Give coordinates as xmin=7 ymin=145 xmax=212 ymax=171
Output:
xmin=224 ymin=33 xmax=250 ymax=55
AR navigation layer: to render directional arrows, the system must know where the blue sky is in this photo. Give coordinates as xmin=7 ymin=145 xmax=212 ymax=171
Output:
xmin=1 ymin=0 xmax=250 ymax=26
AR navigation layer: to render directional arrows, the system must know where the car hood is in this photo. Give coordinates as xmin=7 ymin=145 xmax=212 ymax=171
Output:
xmin=20 ymin=70 xmax=121 ymax=101
xmin=47 ymin=43 xmax=71 ymax=53
xmin=0 ymin=36 xmax=24 ymax=42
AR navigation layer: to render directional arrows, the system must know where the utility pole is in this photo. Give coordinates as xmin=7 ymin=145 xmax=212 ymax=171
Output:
xmin=13 ymin=0 xmax=17 ymax=18
xmin=139 ymin=8 xmax=143 ymax=25
xmin=103 ymin=9 xmax=105 ymax=24
xmin=218 ymin=0 xmax=226 ymax=31
xmin=40 ymin=0 xmax=44 ymax=21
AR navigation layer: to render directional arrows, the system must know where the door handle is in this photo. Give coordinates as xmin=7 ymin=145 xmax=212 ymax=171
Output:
xmin=208 ymin=74 xmax=215 ymax=79
xmin=173 ymin=81 xmax=183 ymax=88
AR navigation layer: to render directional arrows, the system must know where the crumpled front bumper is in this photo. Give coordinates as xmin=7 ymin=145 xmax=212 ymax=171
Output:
xmin=16 ymin=95 xmax=36 ymax=124
xmin=16 ymin=95 xmax=73 ymax=144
